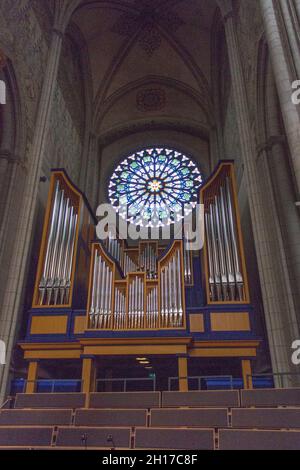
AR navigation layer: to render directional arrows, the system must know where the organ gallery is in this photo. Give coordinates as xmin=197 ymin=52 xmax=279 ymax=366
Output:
xmin=1 ymin=0 xmax=300 ymax=452
xmin=19 ymin=155 xmax=258 ymax=393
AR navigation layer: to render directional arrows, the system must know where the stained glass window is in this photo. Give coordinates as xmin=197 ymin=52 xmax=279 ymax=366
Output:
xmin=108 ymin=147 xmax=203 ymax=227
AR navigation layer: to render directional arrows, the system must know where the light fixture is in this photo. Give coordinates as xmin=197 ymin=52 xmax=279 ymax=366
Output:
xmin=136 ymin=357 xmax=147 ymax=361
xmin=140 ymin=361 xmax=150 ymax=364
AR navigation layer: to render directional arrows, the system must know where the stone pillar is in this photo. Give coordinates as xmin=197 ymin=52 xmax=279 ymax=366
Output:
xmin=84 ymin=133 xmax=100 ymax=211
xmin=279 ymin=0 xmax=300 ymax=78
xmin=218 ymin=0 xmax=299 ymax=385
xmin=178 ymin=356 xmax=188 ymax=392
xmin=0 ymin=28 xmax=64 ymax=403
xmin=265 ymin=75 xmax=300 ymax=316
xmin=260 ymin=0 xmax=300 ymax=198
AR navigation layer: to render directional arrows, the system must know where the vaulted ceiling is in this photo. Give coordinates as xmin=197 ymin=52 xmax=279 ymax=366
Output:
xmin=71 ymin=0 xmax=219 ymax=136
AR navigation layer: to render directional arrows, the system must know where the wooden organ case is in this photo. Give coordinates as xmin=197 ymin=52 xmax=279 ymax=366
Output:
xmin=20 ymin=162 xmax=259 ymax=394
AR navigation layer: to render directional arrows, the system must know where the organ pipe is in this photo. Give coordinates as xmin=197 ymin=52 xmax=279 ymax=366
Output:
xmin=38 ymin=180 xmax=78 ymax=306
xmin=88 ymin=251 xmax=113 ymax=329
xmin=204 ymin=169 xmax=245 ymax=302
xmin=159 ymin=246 xmax=184 ymax=328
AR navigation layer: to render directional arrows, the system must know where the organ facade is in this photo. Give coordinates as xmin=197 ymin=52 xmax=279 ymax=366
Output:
xmin=20 ymin=160 xmax=259 ymax=394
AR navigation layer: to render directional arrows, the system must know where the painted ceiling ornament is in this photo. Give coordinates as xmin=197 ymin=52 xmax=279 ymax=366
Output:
xmin=138 ymin=22 xmax=162 ymax=56
xmin=111 ymin=3 xmax=184 ymax=56
xmin=108 ymin=147 xmax=203 ymax=228
xmin=136 ymin=88 xmax=166 ymax=112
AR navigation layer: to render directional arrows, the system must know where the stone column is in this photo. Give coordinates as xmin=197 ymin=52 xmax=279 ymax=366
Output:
xmin=0 ymin=28 xmax=64 ymax=403
xmin=279 ymin=0 xmax=300 ymax=78
xmin=260 ymin=0 xmax=300 ymax=198
xmin=84 ymin=133 xmax=99 ymax=211
xmin=265 ymin=75 xmax=300 ymax=316
xmin=218 ymin=0 xmax=299 ymax=384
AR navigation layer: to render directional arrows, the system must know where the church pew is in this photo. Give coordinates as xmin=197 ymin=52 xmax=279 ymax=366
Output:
xmin=89 ymin=392 xmax=160 ymax=409
xmin=135 ymin=428 xmax=214 ymax=450
xmin=55 ymin=426 xmax=131 ymax=449
xmin=232 ymin=407 xmax=300 ymax=429
xmin=15 ymin=393 xmax=85 ymax=409
xmin=0 ymin=409 xmax=72 ymax=426
xmin=75 ymin=409 xmax=147 ymax=427
xmin=162 ymin=390 xmax=239 ymax=408
xmin=150 ymin=408 xmax=228 ymax=428
xmin=219 ymin=429 xmax=300 ymax=450
xmin=0 ymin=426 xmax=53 ymax=448
xmin=240 ymin=388 xmax=300 ymax=407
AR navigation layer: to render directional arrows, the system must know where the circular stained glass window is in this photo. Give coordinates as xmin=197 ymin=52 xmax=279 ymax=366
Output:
xmin=108 ymin=147 xmax=203 ymax=227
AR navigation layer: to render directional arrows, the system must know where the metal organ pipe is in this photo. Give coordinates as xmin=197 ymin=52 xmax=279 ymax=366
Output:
xmin=114 ymin=288 xmax=126 ymax=329
xmin=220 ymin=186 xmax=236 ymax=299
xmin=183 ymin=238 xmax=192 ymax=285
xmin=39 ymin=181 xmax=78 ymax=306
xmin=88 ymin=254 xmax=113 ymax=330
xmin=215 ymin=195 xmax=229 ymax=300
xmin=205 ymin=177 xmax=244 ymax=302
xmin=140 ymin=245 xmax=157 ymax=278
xmin=205 ymin=212 xmax=216 ymax=301
xmin=176 ymin=250 xmax=183 ymax=327
xmin=146 ymin=286 xmax=158 ymax=328
xmin=210 ymin=204 xmax=222 ymax=301
xmin=39 ymin=181 xmax=60 ymax=305
xmin=89 ymin=253 xmax=99 ymax=328
xmin=123 ymin=253 xmax=138 ymax=276
xmin=225 ymin=178 xmax=244 ymax=300
xmin=159 ymin=249 xmax=183 ymax=328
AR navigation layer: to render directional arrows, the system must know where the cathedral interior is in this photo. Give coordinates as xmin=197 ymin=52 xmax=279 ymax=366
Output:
xmin=0 ymin=0 xmax=300 ymax=450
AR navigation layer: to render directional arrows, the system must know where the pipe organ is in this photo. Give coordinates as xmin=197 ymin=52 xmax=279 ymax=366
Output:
xmin=23 ymin=163 xmax=258 ymax=393
xmin=128 ymin=274 xmax=145 ymax=329
xmin=32 ymin=170 xmax=95 ymax=309
xmin=86 ymin=240 xmax=184 ymax=330
xmin=139 ymin=242 xmax=158 ymax=279
xmin=88 ymin=247 xmax=114 ymax=329
xmin=123 ymin=252 xmax=138 ymax=276
xmin=159 ymin=243 xmax=184 ymax=328
xmin=146 ymin=285 xmax=159 ymax=329
xmin=183 ymin=239 xmax=193 ymax=285
xmin=201 ymin=164 xmax=249 ymax=303
xmin=106 ymin=234 xmax=122 ymax=265
xmin=38 ymin=180 xmax=78 ymax=306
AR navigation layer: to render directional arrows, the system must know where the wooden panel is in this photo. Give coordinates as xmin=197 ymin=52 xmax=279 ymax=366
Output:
xmin=83 ymin=344 xmax=187 ymax=356
xmin=24 ymin=350 xmax=81 ymax=359
xmin=30 ymin=316 xmax=68 ymax=335
xmin=189 ymin=348 xmax=256 ymax=358
xmin=210 ymin=312 xmax=250 ymax=332
xmin=73 ymin=316 xmax=86 ymax=334
xmin=189 ymin=314 xmax=204 ymax=333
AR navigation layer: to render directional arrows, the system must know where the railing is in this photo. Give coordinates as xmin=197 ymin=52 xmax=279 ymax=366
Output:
xmin=168 ymin=375 xmax=235 ymax=391
xmin=10 ymin=379 xmax=83 ymax=394
xmin=247 ymin=372 xmax=300 ymax=389
xmin=96 ymin=377 xmax=156 ymax=392
xmin=0 ymin=397 xmax=13 ymax=409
